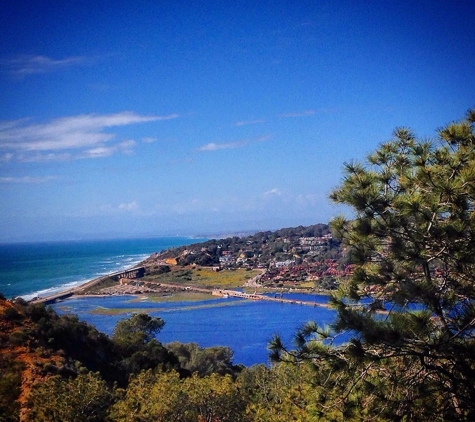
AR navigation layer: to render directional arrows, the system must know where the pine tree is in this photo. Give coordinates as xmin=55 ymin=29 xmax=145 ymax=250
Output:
xmin=271 ymin=108 xmax=475 ymax=420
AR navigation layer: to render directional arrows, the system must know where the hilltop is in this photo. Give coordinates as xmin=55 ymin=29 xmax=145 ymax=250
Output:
xmin=74 ymin=223 xmax=354 ymax=299
xmin=143 ymin=223 xmax=352 ymax=292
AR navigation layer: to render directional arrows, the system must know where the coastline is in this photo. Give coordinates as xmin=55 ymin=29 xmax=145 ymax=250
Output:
xmin=29 ymin=262 xmax=335 ymax=309
xmin=28 ymin=260 xmax=148 ymax=305
xmin=2 ymin=236 xmax=209 ymax=301
xmin=23 ymin=243 xmax=335 ymax=308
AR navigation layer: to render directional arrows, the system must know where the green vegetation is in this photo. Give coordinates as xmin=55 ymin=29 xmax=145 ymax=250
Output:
xmin=166 ymin=342 xmax=238 ymax=377
xmin=270 ymin=108 xmax=475 ymax=420
xmin=2 ymin=110 xmax=475 ymax=421
xmin=109 ymin=370 xmax=247 ymax=422
xmin=130 ymin=291 xmax=217 ymax=302
xmin=89 ymin=299 xmax=248 ymax=316
xmin=0 ymin=356 xmax=23 ymax=421
xmin=183 ymin=267 xmax=260 ymax=289
xmin=26 ymin=372 xmax=115 ymax=422
xmin=2 ymin=297 xmax=349 ymax=421
xmin=112 ymin=313 xmax=165 ymax=350
xmin=88 ymin=307 xmax=159 ymax=315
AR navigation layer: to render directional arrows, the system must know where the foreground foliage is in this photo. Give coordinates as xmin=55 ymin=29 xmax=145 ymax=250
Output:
xmin=26 ymin=372 xmax=115 ymax=422
xmin=1 ymin=294 xmax=368 ymax=422
xmin=271 ymin=108 xmax=475 ymax=420
xmin=110 ymin=370 xmax=246 ymax=422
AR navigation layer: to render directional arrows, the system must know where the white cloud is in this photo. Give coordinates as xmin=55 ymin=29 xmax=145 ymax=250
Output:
xmin=0 ymin=112 xmax=178 ymax=161
xmin=81 ymin=146 xmax=115 ymax=159
xmin=142 ymin=137 xmax=158 ymax=143
xmin=234 ymin=119 xmax=264 ymax=126
xmin=0 ymin=152 xmax=13 ymax=162
xmin=0 ymin=175 xmax=57 ymax=184
xmin=0 ymin=55 xmax=90 ymax=76
xmin=197 ymin=135 xmax=270 ymax=152
xmin=119 ymin=201 xmax=139 ymax=211
xmin=18 ymin=152 xmax=72 ymax=163
xmin=0 ymin=118 xmax=31 ymax=131
xmin=99 ymin=201 xmax=140 ymax=214
xmin=118 ymin=140 xmax=136 ymax=154
xmin=197 ymin=141 xmax=244 ymax=151
xmin=264 ymin=188 xmax=282 ymax=197
xmin=80 ymin=140 xmax=137 ymax=159
xmin=280 ymin=110 xmax=316 ymax=118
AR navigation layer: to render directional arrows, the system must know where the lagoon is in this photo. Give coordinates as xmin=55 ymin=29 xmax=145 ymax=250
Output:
xmin=53 ymin=294 xmax=338 ymax=367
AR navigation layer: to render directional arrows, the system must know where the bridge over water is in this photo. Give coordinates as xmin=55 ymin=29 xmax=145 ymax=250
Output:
xmin=213 ymin=289 xmax=329 ymax=307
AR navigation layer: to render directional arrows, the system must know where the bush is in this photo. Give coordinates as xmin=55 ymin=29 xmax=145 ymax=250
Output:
xmin=2 ymin=306 xmax=21 ymax=322
xmin=26 ymin=372 xmax=115 ymax=422
xmin=8 ymin=330 xmax=29 ymax=346
xmin=0 ymin=358 xmax=23 ymax=421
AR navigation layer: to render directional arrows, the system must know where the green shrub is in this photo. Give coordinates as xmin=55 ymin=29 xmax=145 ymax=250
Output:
xmin=8 ymin=330 xmax=29 ymax=346
xmin=2 ymin=307 xmax=21 ymax=322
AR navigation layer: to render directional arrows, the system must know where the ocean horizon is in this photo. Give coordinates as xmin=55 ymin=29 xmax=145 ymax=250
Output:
xmin=0 ymin=236 xmax=207 ymax=301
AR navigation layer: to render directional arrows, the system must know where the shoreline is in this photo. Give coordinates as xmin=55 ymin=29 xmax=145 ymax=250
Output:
xmin=28 ymin=260 xmax=148 ymax=305
xmin=15 ymin=236 xmax=214 ymax=302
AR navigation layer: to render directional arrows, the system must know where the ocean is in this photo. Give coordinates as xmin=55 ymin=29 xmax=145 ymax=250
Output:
xmin=0 ymin=237 xmax=207 ymax=300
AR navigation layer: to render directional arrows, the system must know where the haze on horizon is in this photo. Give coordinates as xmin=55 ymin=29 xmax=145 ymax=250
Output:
xmin=0 ymin=0 xmax=474 ymax=242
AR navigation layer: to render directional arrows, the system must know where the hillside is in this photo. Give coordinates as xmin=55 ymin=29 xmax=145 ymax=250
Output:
xmin=143 ymin=223 xmax=353 ymax=292
xmin=0 ymin=294 xmax=242 ymax=421
xmin=0 ymin=296 xmax=77 ymax=420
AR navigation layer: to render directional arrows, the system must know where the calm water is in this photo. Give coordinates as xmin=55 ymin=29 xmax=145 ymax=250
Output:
xmin=53 ymin=294 xmax=339 ymax=367
xmin=0 ymin=237 xmax=207 ymax=300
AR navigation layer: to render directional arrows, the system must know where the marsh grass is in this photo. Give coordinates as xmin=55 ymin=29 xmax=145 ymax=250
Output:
xmin=88 ymin=298 xmax=247 ymax=315
xmin=129 ymin=292 xmax=217 ymax=303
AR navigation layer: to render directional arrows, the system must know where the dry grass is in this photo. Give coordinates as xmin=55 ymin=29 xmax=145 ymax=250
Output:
xmin=144 ymin=267 xmax=261 ymax=289
xmin=130 ymin=292 xmax=217 ymax=303
xmin=190 ymin=268 xmax=261 ymax=288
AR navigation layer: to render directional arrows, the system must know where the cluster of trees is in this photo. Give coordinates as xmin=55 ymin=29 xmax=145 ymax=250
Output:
xmin=157 ymin=223 xmax=340 ymax=267
xmin=25 ymin=360 xmax=328 ymax=422
xmin=2 ymin=296 xmax=349 ymax=421
xmin=0 ymin=296 xmax=242 ymax=421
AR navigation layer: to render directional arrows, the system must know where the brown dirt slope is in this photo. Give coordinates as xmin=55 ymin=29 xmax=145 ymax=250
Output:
xmin=0 ymin=297 xmax=66 ymax=421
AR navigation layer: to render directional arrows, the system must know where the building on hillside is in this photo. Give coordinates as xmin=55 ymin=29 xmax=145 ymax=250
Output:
xmin=274 ymin=259 xmax=295 ymax=268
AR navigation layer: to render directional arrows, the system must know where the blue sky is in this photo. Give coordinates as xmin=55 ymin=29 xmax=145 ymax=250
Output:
xmin=0 ymin=0 xmax=474 ymax=242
